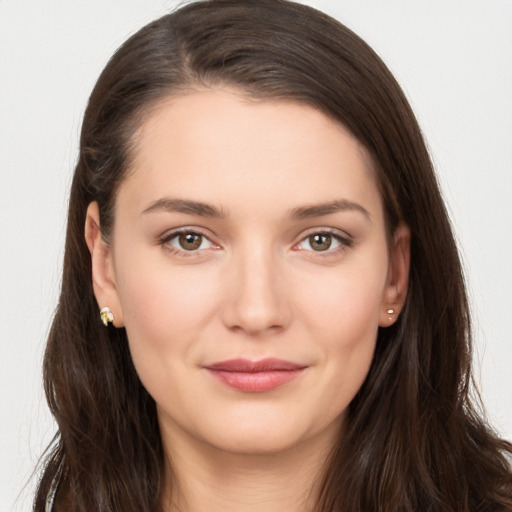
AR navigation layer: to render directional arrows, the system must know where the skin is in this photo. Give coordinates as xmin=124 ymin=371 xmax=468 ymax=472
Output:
xmin=85 ymin=88 xmax=410 ymax=511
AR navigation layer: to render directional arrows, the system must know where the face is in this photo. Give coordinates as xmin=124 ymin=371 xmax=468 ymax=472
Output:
xmin=87 ymin=89 xmax=409 ymax=456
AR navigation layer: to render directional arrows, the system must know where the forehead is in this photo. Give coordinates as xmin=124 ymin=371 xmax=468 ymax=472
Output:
xmin=119 ymin=88 xmax=383 ymax=223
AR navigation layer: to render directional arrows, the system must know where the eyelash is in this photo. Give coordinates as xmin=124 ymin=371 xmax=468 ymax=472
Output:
xmin=293 ymin=228 xmax=353 ymax=257
xmin=159 ymin=227 xmax=353 ymax=258
xmin=159 ymin=228 xmax=218 ymax=258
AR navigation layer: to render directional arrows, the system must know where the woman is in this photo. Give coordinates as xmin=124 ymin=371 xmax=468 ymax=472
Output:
xmin=35 ymin=0 xmax=512 ymax=510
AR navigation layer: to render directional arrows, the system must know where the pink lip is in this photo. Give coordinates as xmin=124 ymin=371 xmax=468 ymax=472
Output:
xmin=204 ymin=358 xmax=307 ymax=393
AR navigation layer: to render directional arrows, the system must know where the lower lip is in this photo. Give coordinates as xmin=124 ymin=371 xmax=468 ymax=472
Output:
xmin=207 ymin=369 xmax=305 ymax=392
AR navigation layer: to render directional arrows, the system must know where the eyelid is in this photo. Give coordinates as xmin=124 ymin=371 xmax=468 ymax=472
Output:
xmin=159 ymin=227 xmax=220 ymax=255
xmin=157 ymin=226 xmax=353 ymax=257
xmin=293 ymin=227 xmax=353 ymax=253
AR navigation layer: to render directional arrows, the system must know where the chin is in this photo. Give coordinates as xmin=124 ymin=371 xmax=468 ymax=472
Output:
xmin=203 ymin=429 xmax=309 ymax=456
xmin=190 ymin=407 xmax=344 ymax=458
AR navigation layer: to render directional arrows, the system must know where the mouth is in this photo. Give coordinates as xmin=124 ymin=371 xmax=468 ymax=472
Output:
xmin=204 ymin=358 xmax=307 ymax=393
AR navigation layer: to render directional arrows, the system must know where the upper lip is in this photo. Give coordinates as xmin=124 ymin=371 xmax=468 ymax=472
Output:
xmin=205 ymin=358 xmax=307 ymax=372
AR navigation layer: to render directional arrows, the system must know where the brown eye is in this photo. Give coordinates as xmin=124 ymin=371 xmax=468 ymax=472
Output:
xmin=309 ymin=233 xmax=332 ymax=251
xmin=296 ymin=231 xmax=348 ymax=254
xmin=178 ymin=232 xmax=203 ymax=250
xmin=164 ymin=230 xmax=216 ymax=254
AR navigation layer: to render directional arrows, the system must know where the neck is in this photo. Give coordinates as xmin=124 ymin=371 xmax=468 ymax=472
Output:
xmin=159 ymin=428 xmax=336 ymax=512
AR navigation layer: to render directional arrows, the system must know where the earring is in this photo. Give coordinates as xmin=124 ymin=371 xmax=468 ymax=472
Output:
xmin=100 ymin=306 xmax=115 ymax=326
xmin=386 ymin=308 xmax=395 ymax=321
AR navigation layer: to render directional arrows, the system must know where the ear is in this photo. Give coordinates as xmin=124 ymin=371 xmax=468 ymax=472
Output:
xmin=84 ymin=202 xmax=124 ymax=327
xmin=379 ymin=223 xmax=410 ymax=327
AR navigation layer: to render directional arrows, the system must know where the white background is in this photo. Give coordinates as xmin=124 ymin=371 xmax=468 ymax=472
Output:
xmin=1 ymin=1 xmax=511 ymax=510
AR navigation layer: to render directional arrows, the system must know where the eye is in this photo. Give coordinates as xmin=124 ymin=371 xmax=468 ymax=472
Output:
xmin=163 ymin=230 xmax=217 ymax=253
xmin=296 ymin=231 xmax=351 ymax=253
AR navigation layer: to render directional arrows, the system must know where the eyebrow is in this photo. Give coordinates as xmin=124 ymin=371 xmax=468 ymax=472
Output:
xmin=141 ymin=198 xmax=226 ymax=218
xmin=290 ymin=199 xmax=371 ymax=221
xmin=141 ymin=197 xmax=370 ymax=221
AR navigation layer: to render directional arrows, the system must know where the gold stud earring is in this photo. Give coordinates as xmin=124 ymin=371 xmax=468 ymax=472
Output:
xmin=386 ymin=308 xmax=395 ymax=321
xmin=100 ymin=306 xmax=115 ymax=326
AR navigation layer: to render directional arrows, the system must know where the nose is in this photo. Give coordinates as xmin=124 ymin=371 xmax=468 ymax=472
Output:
xmin=221 ymin=245 xmax=291 ymax=336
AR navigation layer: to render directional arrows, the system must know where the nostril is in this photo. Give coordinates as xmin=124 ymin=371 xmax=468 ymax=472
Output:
xmin=223 ymin=297 xmax=290 ymax=336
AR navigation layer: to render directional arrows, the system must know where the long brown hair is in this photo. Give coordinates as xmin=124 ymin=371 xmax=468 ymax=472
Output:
xmin=35 ymin=1 xmax=512 ymax=510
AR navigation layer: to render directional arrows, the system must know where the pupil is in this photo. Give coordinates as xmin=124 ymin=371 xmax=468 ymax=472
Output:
xmin=179 ymin=232 xmax=202 ymax=250
xmin=311 ymin=234 xmax=331 ymax=251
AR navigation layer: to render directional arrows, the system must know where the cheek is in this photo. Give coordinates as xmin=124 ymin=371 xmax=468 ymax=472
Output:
xmin=295 ymin=255 xmax=388 ymax=410
xmin=113 ymin=250 xmax=220 ymax=355
xmin=311 ymin=272 xmax=382 ymax=371
xmin=113 ymin=252 xmax=224 ymax=409
xmin=299 ymin=257 xmax=388 ymax=342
